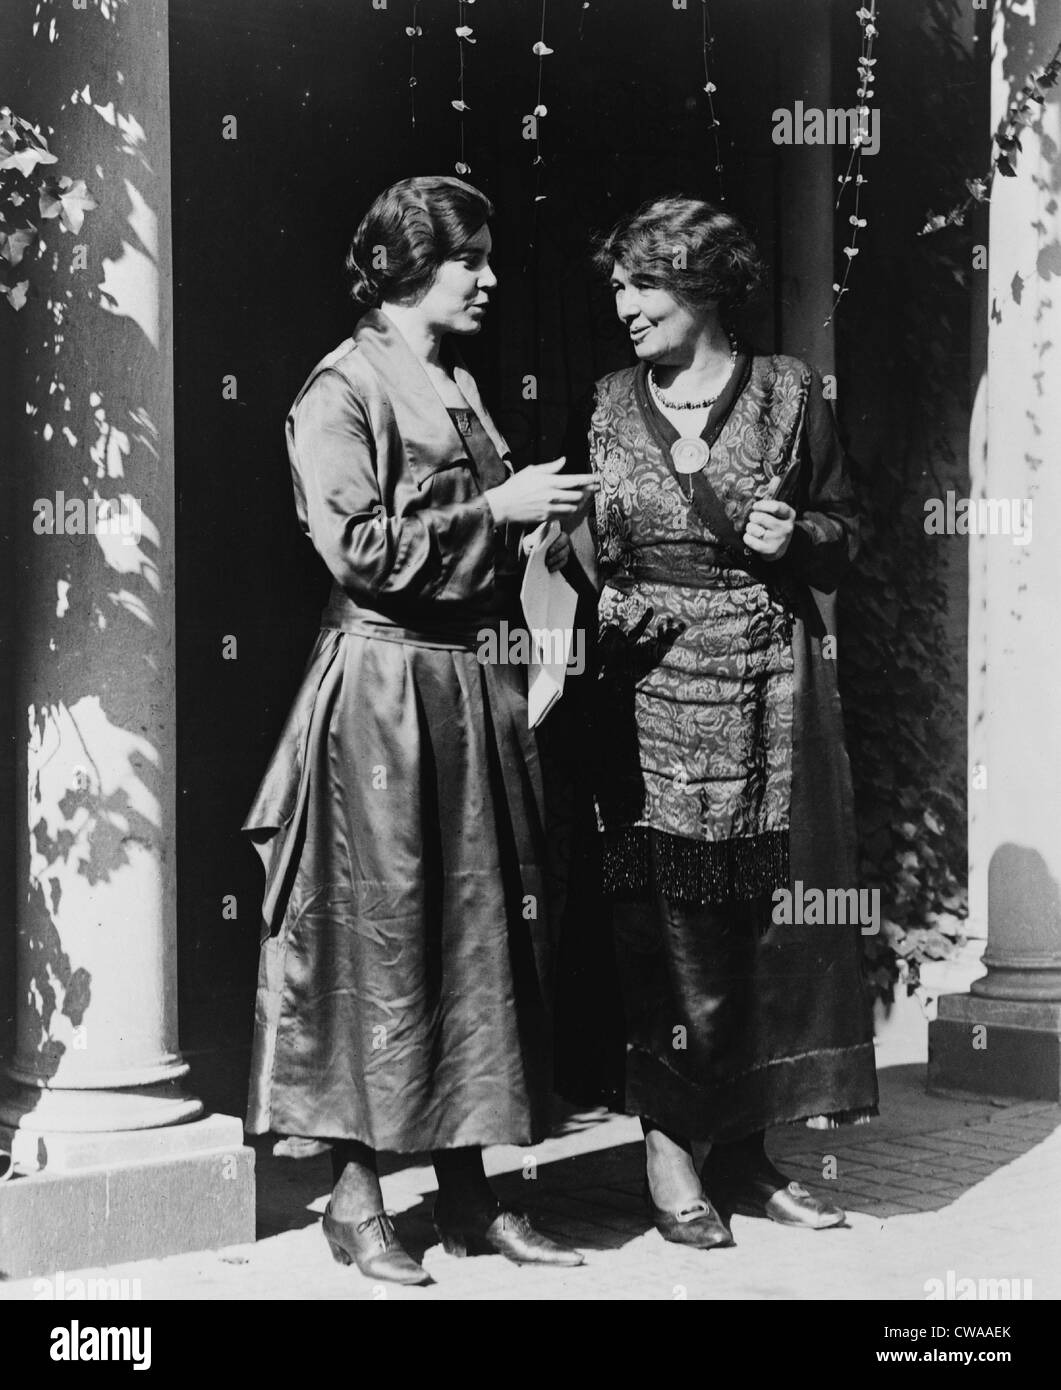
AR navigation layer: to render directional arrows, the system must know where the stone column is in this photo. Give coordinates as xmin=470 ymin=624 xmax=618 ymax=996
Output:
xmin=929 ymin=3 xmax=1061 ymax=1100
xmin=0 ymin=0 xmax=253 ymax=1278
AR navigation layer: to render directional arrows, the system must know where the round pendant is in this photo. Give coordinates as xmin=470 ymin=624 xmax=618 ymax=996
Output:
xmin=671 ymin=437 xmax=711 ymax=475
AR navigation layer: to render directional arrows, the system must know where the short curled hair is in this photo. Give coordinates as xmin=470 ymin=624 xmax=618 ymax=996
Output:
xmin=345 ymin=175 xmax=494 ymax=311
xmin=592 ymin=196 xmax=764 ymax=316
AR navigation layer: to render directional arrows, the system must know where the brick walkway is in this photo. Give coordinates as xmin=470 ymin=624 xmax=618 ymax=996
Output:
xmin=2 ymin=1064 xmax=1058 ymax=1301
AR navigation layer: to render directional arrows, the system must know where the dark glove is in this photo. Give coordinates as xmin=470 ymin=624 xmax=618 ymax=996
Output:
xmin=597 ymin=608 xmax=686 ymax=680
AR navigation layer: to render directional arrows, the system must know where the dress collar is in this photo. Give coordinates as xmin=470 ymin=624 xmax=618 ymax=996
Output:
xmin=353 ymin=308 xmax=511 ymax=486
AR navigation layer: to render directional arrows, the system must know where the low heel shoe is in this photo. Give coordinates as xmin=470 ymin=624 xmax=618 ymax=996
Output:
xmin=322 ymin=1204 xmax=433 ymax=1284
xmin=435 ymin=1200 xmax=584 ymax=1266
xmin=713 ymin=1174 xmax=846 ymax=1229
xmin=648 ymin=1195 xmax=734 ymax=1249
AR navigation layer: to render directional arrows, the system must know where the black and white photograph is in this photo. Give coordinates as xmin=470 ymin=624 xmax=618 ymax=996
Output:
xmin=1 ymin=0 xmax=1059 ymax=1343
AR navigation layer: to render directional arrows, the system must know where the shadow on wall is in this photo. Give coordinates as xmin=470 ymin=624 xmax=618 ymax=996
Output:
xmin=995 ymin=0 xmax=1061 ymax=425
xmin=983 ymin=844 xmax=1061 ymax=990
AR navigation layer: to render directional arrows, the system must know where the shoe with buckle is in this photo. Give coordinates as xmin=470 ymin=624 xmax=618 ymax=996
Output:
xmin=322 ymin=1202 xmax=433 ymax=1284
xmin=434 ymin=1197 xmax=585 ymax=1266
xmin=709 ymin=1170 xmax=846 ymax=1229
xmin=644 ymin=1179 xmax=734 ymax=1248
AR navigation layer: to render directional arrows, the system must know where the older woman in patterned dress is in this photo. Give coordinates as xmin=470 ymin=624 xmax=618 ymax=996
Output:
xmin=584 ymin=197 xmax=879 ymax=1248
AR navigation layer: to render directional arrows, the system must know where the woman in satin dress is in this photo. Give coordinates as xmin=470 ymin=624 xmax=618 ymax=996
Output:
xmin=582 ymin=196 xmax=879 ymax=1249
xmin=243 ymin=176 xmax=595 ymax=1285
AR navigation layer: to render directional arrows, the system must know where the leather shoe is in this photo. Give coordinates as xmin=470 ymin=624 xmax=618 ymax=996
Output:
xmin=646 ymin=1188 xmax=734 ymax=1249
xmin=710 ymin=1172 xmax=846 ymax=1229
xmin=434 ymin=1198 xmax=584 ymax=1266
xmin=322 ymin=1203 xmax=433 ymax=1285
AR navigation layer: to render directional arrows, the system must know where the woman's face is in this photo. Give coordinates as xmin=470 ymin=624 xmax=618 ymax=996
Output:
xmin=417 ymin=225 xmax=497 ymax=336
xmin=609 ymin=261 xmax=710 ymax=364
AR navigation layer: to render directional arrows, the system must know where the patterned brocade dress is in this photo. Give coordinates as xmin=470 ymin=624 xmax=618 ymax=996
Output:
xmin=588 ymin=352 xmax=878 ymax=1141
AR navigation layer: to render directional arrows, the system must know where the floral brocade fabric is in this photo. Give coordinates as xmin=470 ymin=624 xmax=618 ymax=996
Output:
xmin=590 ymin=358 xmax=815 ymax=900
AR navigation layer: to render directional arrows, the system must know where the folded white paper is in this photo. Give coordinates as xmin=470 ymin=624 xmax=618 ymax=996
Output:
xmin=519 ymin=520 xmax=579 ymax=729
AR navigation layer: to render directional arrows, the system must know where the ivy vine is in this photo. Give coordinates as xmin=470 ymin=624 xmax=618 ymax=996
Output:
xmin=841 ymin=0 xmax=975 ymax=1005
xmin=0 ymin=107 xmax=96 ymax=311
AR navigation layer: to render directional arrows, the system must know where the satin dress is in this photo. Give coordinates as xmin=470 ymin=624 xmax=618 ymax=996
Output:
xmin=243 ymin=311 xmax=551 ymax=1152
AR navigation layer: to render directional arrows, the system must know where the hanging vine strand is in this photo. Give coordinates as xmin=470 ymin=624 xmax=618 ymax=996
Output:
xmin=530 ymin=0 xmax=552 ymax=204
xmin=824 ymin=1 xmax=878 ymax=328
xmin=700 ymin=1 xmax=725 ymax=202
xmin=406 ymin=0 xmax=422 ymax=131
xmin=453 ymin=0 xmax=476 ymax=175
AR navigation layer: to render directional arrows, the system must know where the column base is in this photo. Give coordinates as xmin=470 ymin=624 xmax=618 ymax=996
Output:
xmin=927 ymin=993 xmax=1061 ymax=1102
xmin=0 ymin=1114 xmax=255 ymax=1281
xmin=0 ymin=1079 xmax=203 ymax=1137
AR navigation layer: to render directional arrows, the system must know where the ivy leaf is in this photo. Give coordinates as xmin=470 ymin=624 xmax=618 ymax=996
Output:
xmin=39 ymin=177 xmax=97 ymax=233
xmin=920 ymin=213 xmax=947 ymax=235
xmin=0 ymin=143 xmax=58 ymax=177
xmin=0 ymin=224 xmax=37 ymax=266
xmin=3 ymin=278 xmax=29 ymax=310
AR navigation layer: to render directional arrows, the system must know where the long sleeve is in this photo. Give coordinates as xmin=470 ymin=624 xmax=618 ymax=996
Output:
xmin=291 ymin=367 xmax=498 ymax=605
xmin=782 ymin=369 xmax=860 ymax=593
xmin=556 ymin=383 xmax=600 ymax=597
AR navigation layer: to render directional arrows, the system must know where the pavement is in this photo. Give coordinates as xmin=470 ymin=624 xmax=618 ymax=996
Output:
xmin=1 ymin=1062 xmax=1058 ymax=1302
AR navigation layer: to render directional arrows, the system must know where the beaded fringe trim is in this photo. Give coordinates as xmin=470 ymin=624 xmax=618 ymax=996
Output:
xmin=601 ymin=825 xmax=790 ymax=906
xmin=805 ymin=1106 xmax=878 ymax=1130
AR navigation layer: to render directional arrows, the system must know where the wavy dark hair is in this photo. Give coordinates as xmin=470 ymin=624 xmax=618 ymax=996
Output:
xmin=592 ymin=196 xmax=764 ymax=316
xmin=345 ymin=175 xmax=494 ymax=311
